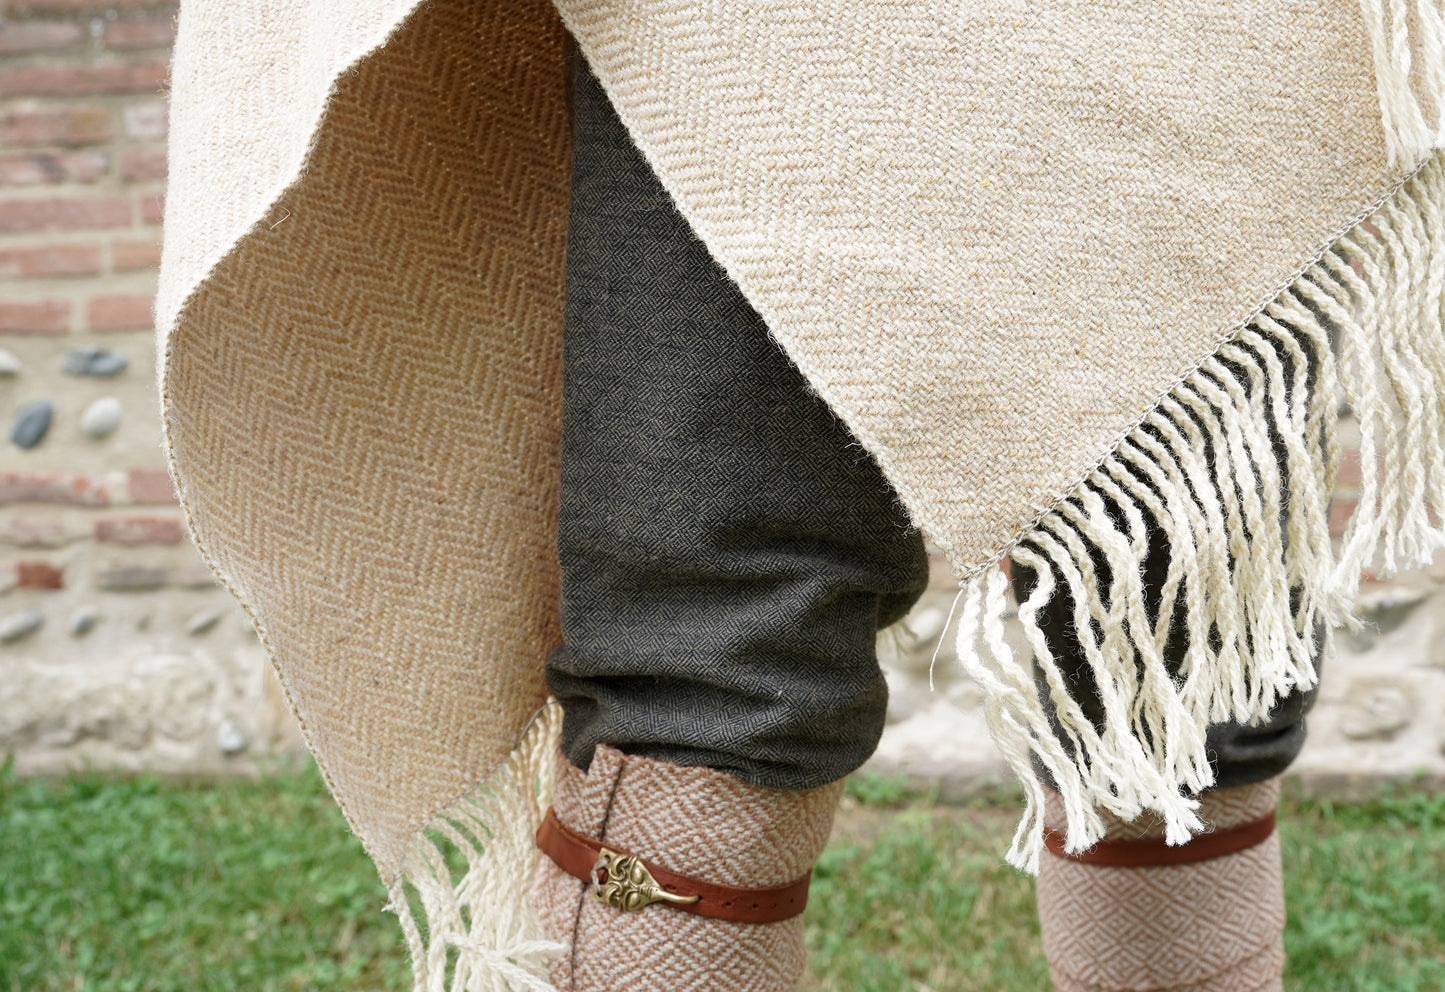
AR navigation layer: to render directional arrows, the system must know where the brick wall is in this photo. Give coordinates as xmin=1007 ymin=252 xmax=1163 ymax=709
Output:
xmin=2 ymin=4 xmax=1442 ymax=784
xmin=1 ymin=1 xmax=297 ymax=774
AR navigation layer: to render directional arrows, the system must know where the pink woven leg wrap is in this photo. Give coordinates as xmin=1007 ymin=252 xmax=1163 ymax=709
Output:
xmin=529 ymin=745 xmax=844 ymax=992
xmin=1037 ymin=777 xmax=1287 ymax=992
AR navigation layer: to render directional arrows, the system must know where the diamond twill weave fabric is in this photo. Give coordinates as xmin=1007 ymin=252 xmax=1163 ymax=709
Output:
xmin=530 ymin=745 xmax=843 ymax=991
xmin=1038 ymin=779 xmax=1287 ymax=991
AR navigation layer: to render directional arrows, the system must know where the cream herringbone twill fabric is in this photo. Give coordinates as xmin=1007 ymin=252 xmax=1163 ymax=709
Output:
xmin=160 ymin=0 xmax=1416 ymax=892
xmin=553 ymin=0 xmax=1408 ymax=573
xmin=530 ymin=746 xmax=843 ymax=991
xmin=161 ymin=0 xmax=571 ymax=879
xmin=1037 ymin=780 xmax=1286 ymax=992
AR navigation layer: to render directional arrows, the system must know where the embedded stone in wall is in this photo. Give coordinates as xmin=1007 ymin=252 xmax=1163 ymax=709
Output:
xmin=1340 ymin=677 xmax=1418 ymax=741
xmin=217 ymin=717 xmax=246 ymax=755
xmin=0 ymin=348 xmax=19 ymax=376
xmin=80 ymin=396 xmax=122 ymax=438
xmin=69 ymin=608 xmax=98 ymax=636
xmin=0 ymin=654 xmax=212 ymax=753
xmin=11 ymin=399 xmax=52 ymax=449
xmin=0 ymin=609 xmax=44 ymax=643
xmin=185 ymin=609 xmax=220 ymax=635
xmin=95 ymin=564 xmax=168 ymax=590
xmin=61 ymin=347 xmax=129 ymax=378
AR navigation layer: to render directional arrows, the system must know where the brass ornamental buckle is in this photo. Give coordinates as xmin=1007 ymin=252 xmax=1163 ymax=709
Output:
xmin=590 ymin=847 xmax=702 ymax=912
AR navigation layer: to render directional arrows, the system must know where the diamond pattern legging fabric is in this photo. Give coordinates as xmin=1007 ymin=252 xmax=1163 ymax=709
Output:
xmin=546 ymin=52 xmax=1317 ymax=792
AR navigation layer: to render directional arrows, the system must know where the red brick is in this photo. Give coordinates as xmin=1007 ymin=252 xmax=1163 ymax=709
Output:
xmin=105 ymin=15 xmax=178 ymax=50
xmin=138 ymin=190 xmax=164 ymax=225
xmin=0 ymin=21 xmax=87 ymax=55
xmin=125 ymin=467 xmax=177 ymax=505
xmin=0 ymin=150 xmax=110 ymax=185
xmin=0 ymin=472 xmax=109 ymax=506
xmin=95 ymin=514 xmax=186 ymax=545
xmin=16 ymin=561 xmax=64 ymax=590
xmin=0 ymin=62 xmax=169 ymax=98
xmin=0 ymin=108 xmax=113 ymax=147
xmin=112 ymin=238 xmax=161 ymax=271
xmin=0 ymin=300 xmax=70 ymax=334
xmin=122 ymin=101 xmax=167 ymax=141
xmin=0 ymin=196 xmax=132 ymax=233
xmin=86 ymin=294 xmax=154 ymax=332
xmin=1329 ymin=497 xmax=1358 ymax=537
xmin=0 ymin=244 xmax=102 ymax=279
xmin=120 ymin=146 xmax=166 ymax=182
xmin=1 ymin=517 xmax=71 ymax=548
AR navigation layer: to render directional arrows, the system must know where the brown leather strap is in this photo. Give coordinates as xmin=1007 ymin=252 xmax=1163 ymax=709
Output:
xmin=1043 ymin=810 xmax=1277 ymax=867
xmin=535 ymin=807 xmax=813 ymax=923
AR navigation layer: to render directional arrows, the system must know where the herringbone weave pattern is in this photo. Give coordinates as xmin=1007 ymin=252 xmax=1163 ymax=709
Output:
xmin=552 ymin=0 xmax=1406 ymax=574
xmin=161 ymin=0 xmax=571 ymax=880
xmin=159 ymin=0 xmax=1426 ymax=881
xmin=1037 ymin=779 xmax=1285 ymax=991
xmin=158 ymin=0 xmax=1445 ymax=984
xmin=532 ymin=746 xmax=842 ymax=991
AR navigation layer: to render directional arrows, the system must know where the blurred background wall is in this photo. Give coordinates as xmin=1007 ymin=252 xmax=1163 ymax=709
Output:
xmin=1 ymin=0 xmax=298 ymax=775
xmin=2 ymin=0 xmax=1443 ymax=789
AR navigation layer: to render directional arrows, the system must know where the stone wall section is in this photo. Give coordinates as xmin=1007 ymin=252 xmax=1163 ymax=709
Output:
xmin=1 ymin=0 xmax=298 ymax=774
xmin=3 ymin=3 xmax=1443 ymax=787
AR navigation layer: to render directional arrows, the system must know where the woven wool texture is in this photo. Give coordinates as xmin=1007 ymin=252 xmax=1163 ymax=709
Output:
xmin=532 ymin=745 xmax=842 ymax=991
xmin=162 ymin=0 xmax=571 ymax=879
xmin=158 ymin=0 xmax=1444 ymax=987
xmin=552 ymin=0 xmax=1406 ymax=569
xmin=1037 ymin=780 xmax=1286 ymax=992
xmin=549 ymin=54 xmax=929 ymax=789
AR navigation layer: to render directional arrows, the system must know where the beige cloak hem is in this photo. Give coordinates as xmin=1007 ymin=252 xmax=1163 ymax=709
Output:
xmin=157 ymin=0 xmax=1445 ymax=987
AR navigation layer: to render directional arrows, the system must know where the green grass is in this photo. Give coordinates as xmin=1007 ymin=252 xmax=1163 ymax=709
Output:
xmin=2 ymin=761 xmax=1442 ymax=991
xmin=0 ymin=759 xmax=408 ymax=992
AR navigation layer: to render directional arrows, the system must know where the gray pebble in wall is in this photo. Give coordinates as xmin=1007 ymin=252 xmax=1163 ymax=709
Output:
xmin=11 ymin=400 xmax=53 ymax=449
xmin=0 ymin=609 xmax=44 ymax=644
xmin=62 ymin=348 xmax=129 ymax=378
xmin=0 ymin=349 xmax=20 ymax=376
xmin=69 ymin=609 xmax=98 ymax=637
xmin=185 ymin=610 xmax=222 ymax=636
xmin=217 ymin=718 xmax=247 ymax=756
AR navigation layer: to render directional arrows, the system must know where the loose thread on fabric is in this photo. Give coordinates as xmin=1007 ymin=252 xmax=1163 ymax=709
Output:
xmin=955 ymin=152 xmax=1445 ymax=873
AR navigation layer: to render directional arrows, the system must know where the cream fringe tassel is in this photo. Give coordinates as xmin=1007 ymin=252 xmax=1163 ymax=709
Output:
xmin=957 ymin=151 xmax=1445 ymax=875
xmin=388 ymin=700 xmax=565 ymax=992
xmin=1358 ymin=0 xmax=1445 ymax=165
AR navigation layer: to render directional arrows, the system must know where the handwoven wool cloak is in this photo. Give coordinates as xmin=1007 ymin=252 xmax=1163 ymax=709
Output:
xmin=158 ymin=0 xmax=1445 ymax=987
